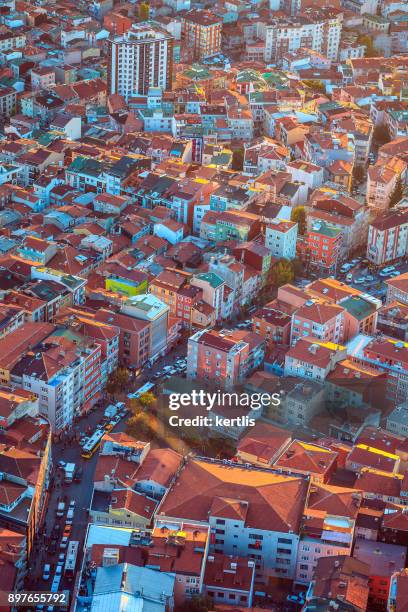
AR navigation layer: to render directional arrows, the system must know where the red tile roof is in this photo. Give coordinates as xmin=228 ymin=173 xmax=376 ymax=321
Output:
xmin=159 ymin=458 xmax=308 ymax=532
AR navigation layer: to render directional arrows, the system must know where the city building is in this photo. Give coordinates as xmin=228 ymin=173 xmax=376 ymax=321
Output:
xmin=121 ymin=294 xmax=169 ymax=362
xmin=107 ymin=23 xmax=174 ymax=100
xmin=187 ymin=328 xmax=265 ymax=389
xmin=158 ymin=458 xmax=308 ymax=581
xmin=182 ymin=10 xmax=222 ymax=60
xmin=265 ymin=218 xmax=298 ymax=260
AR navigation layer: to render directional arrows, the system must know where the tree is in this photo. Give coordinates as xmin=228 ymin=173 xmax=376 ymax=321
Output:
xmin=139 ymin=1 xmax=150 ymax=20
xmin=303 ymin=79 xmax=325 ymax=92
xmin=291 ymin=206 xmax=306 ymax=235
xmin=357 ymin=34 xmax=379 ymax=58
xmin=389 ymin=177 xmax=404 ymax=208
xmin=231 ymin=147 xmax=244 ymax=171
xmin=139 ymin=391 xmax=156 ymax=408
xmin=373 ymin=124 xmax=390 ymax=145
xmin=270 ymin=259 xmax=295 ymax=287
xmin=126 ymin=412 xmax=154 ymax=439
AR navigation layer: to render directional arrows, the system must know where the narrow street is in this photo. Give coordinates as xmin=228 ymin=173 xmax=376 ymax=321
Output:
xmin=25 ymin=406 xmax=127 ymax=600
xmin=24 ymin=339 xmax=189 ymax=601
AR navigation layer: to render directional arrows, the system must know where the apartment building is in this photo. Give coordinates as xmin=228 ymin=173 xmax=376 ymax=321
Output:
xmin=284 ymin=339 xmax=346 ymax=381
xmin=182 ymin=10 xmax=222 ymax=60
xmin=107 ymin=23 xmax=174 ymax=100
xmin=366 ymin=164 xmax=398 ymax=212
xmin=9 ymin=328 xmax=102 ymax=431
xmin=264 ymin=12 xmax=342 ymax=63
xmin=158 ymin=458 xmax=308 ymax=582
xmin=386 ymin=273 xmax=408 ymax=305
xmin=187 ymin=328 xmax=265 ymax=389
xmin=265 ymin=219 xmax=298 ymax=260
xmin=121 ymin=294 xmax=169 ymax=362
xmin=0 ymin=412 xmax=52 ymax=589
xmin=348 ymin=334 xmax=408 ymax=403
xmin=307 ymin=221 xmax=344 ymax=275
xmin=291 ymin=301 xmax=345 ymax=345
xmin=367 ymin=208 xmax=408 ymax=266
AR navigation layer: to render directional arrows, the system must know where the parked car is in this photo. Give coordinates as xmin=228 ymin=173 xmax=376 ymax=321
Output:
xmin=42 ymin=564 xmax=51 ymax=581
xmin=60 ymin=537 xmax=68 ymax=550
xmin=55 ymin=564 xmax=63 ymax=576
xmin=380 ymin=266 xmax=396 ymax=276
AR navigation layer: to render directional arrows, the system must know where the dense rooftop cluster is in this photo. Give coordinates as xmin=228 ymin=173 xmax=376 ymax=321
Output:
xmin=0 ymin=0 xmax=406 ymax=609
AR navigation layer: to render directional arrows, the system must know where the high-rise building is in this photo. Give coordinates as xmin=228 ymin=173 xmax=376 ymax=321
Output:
xmin=107 ymin=23 xmax=173 ymax=100
xmin=182 ymin=9 xmax=222 ymax=60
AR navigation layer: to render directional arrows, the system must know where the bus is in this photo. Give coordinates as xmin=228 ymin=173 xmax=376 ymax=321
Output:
xmin=64 ymin=541 xmax=79 ymax=580
xmin=127 ymin=381 xmax=155 ymax=400
xmin=81 ymin=428 xmax=105 ymax=459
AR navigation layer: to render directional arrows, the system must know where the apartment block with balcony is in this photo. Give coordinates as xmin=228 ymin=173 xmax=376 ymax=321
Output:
xmin=187 ymin=328 xmax=265 ymax=389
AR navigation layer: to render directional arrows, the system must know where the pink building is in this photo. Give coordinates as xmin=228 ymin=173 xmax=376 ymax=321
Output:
xmin=187 ymin=328 xmax=265 ymax=389
xmin=291 ymin=301 xmax=345 ymax=345
xmin=366 ymin=164 xmax=398 ymax=212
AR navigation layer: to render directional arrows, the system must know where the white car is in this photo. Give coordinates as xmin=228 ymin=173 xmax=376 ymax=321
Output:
xmin=380 ymin=266 xmax=396 ymax=276
xmin=354 ymin=277 xmax=366 ymax=284
xmin=42 ymin=564 xmax=51 ymax=581
xmin=55 ymin=564 xmax=63 ymax=576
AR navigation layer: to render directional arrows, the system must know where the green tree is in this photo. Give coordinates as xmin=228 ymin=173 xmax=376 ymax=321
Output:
xmin=139 ymin=391 xmax=156 ymax=408
xmin=373 ymin=124 xmax=390 ymax=145
xmin=389 ymin=177 xmax=404 ymax=208
xmin=270 ymin=259 xmax=295 ymax=287
xmin=232 ymin=147 xmax=244 ymax=171
xmin=291 ymin=205 xmax=306 ymax=235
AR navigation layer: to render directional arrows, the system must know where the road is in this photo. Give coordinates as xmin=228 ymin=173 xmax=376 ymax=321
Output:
xmin=24 ymin=338 xmax=190 ymax=602
xmin=25 ymin=408 xmax=127 ymax=601
xmin=338 ymin=259 xmax=408 ymax=297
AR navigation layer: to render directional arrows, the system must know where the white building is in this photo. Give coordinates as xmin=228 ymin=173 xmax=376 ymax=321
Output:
xmin=265 ymin=219 xmax=298 ymax=260
xmin=11 ymin=339 xmax=102 ymax=431
xmin=157 ymin=458 xmax=308 ymax=582
xmin=386 ymin=402 xmax=408 ymax=437
xmin=286 ymin=160 xmax=324 ymax=191
xmin=296 ymin=515 xmax=355 ymax=584
xmin=264 ymin=12 xmax=342 ymax=63
xmin=107 ymin=23 xmax=174 ymax=100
